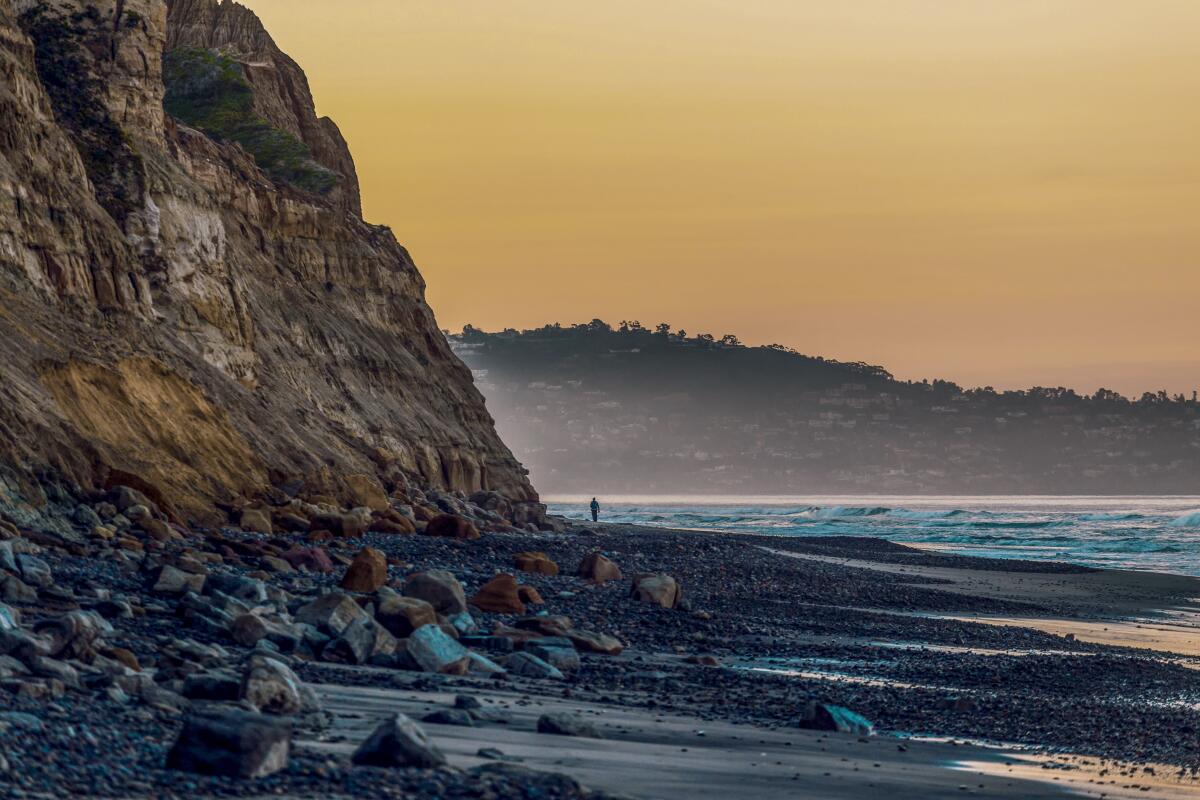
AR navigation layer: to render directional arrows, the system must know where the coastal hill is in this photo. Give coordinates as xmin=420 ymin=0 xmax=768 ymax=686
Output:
xmin=450 ymin=321 xmax=1200 ymax=495
xmin=0 ymin=0 xmax=535 ymax=525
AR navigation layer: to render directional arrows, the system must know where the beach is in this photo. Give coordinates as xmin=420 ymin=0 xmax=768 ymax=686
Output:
xmin=4 ymin=508 xmax=1200 ymax=799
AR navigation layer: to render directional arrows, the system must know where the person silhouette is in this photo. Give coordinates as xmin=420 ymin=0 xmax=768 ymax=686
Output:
xmin=590 ymin=497 xmax=600 ymax=523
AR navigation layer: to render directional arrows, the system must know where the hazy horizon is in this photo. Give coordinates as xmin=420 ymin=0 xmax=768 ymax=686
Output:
xmin=241 ymin=0 xmax=1199 ymax=397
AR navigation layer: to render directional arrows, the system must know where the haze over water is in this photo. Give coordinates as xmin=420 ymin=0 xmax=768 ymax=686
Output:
xmin=550 ymin=495 xmax=1200 ymax=576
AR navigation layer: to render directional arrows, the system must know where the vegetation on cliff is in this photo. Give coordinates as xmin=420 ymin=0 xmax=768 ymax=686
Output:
xmin=162 ymin=47 xmax=339 ymax=194
xmin=18 ymin=4 xmax=145 ymax=225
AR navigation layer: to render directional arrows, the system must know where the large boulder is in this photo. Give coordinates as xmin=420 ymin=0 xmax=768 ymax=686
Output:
xmin=339 ymin=547 xmax=389 ymax=593
xmin=153 ymin=565 xmax=205 ymax=595
xmin=505 ymin=651 xmax=564 ymax=680
xmin=241 ymin=654 xmax=319 ymax=715
xmin=206 ymin=573 xmax=269 ymax=605
xmin=239 ymin=509 xmax=273 ymax=535
xmin=322 ymin=617 xmax=397 ymax=665
xmin=280 ymin=546 xmax=334 ymax=573
xmin=471 ymin=574 xmax=525 ymax=615
xmin=405 ymin=624 xmax=470 ymax=674
xmin=295 ymin=592 xmax=369 ymax=636
xmin=309 ymin=512 xmax=367 ymax=538
xmin=33 ymin=611 xmax=113 ymax=660
xmin=513 ymin=552 xmax=559 ymax=576
xmin=537 ymin=713 xmax=601 ymax=738
xmin=565 ymin=630 xmax=624 ymax=656
xmin=375 ymin=593 xmax=438 ymax=638
xmin=798 ymin=702 xmax=874 ymax=736
xmin=351 ymin=713 xmax=446 ymax=769
xmin=166 ymin=710 xmax=292 ymax=778
xmin=577 ymin=552 xmax=622 ymax=584
xmin=343 ymin=474 xmax=389 ymax=512
xmin=630 ymin=573 xmax=682 ymax=609
xmin=404 ymin=570 xmax=468 ymax=616
xmin=424 ymin=514 xmax=480 ymax=540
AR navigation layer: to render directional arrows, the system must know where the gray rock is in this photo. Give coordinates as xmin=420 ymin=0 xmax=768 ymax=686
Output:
xmin=1 ymin=575 xmax=36 ymax=604
xmin=241 ymin=654 xmax=319 ymax=715
xmin=405 ymin=624 xmax=470 ymax=674
xmin=536 ymin=712 xmax=601 ymax=738
xmin=797 ymin=702 xmax=874 ymax=736
xmin=526 ymin=638 xmax=581 ymax=673
xmin=403 ymin=570 xmax=468 ymax=616
xmin=0 ymin=542 xmax=16 ymax=575
xmin=505 ymin=651 xmax=564 ymax=680
xmin=15 ymin=555 xmax=51 ymax=588
xmin=351 ymin=713 xmax=446 ymax=769
xmin=205 ymin=573 xmax=268 ymax=605
xmin=166 ymin=710 xmax=292 ymax=779
xmin=0 ymin=603 xmax=18 ymax=631
xmin=421 ymin=709 xmax=475 ymax=727
xmin=295 ymin=592 xmax=368 ymax=636
xmin=153 ymin=565 xmax=205 ymax=595
xmin=72 ymin=505 xmax=102 ymax=529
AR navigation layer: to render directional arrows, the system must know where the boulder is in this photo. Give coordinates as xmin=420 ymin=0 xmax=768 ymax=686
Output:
xmin=166 ymin=710 xmax=291 ymax=778
xmin=205 ymin=573 xmax=268 ymax=605
xmin=34 ymin=611 xmax=113 ymax=660
xmin=182 ymin=671 xmax=241 ymax=702
xmin=405 ymin=624 xmax=470 ymax=674
xmin=630 ymin=573 xmax=682 ymax=609
xmin=230 ymin=615 xmax=300 ymax=653
xmin=798 ymin=702 xmax=874 ymax=736
xmin=239 ymin=509 xmax=273 ymax=535
xmin=424 ymin=514 xmax=480 ymax=540
xmin=505 ymin=651 xmax=564 ymax=680
xmin=351 ymin=713 xmax=446 ymax=769
xmin=471 ymin=574 xmax=525 ymax=615
xmin=153 ymin=565 xmax=205 ymax=595
xmin=403 ymin=570 xmax=468 ymax=615
xmin=375 ymin=594 xmax=438 ymax=638
xmin=322 ymin=617 xmax=397 ymax=665
xmin=295 ymin=592 xmax=369 ymax=636
xmin=422 ymin=709 xmax=475 ymax=727
xmin=280 ymin=546 xmax=333 ymax=573
xmin=577 ymin=552 xmax=622 ymax=584
xmin=513 ymin=552 xmax=558 ymax=575
xmin=241 ymin=654 xmax=319 ymax=714
xmin=516 ymin=585 xmax=544 ymax=606
xmin=309 ymin=512 xmax=367 ymax=538
xmin=273 ymin=513 xmax=311 ymax=533
xmin=339 ymin=547 xmax=388 ymax=592
xmin=369 ymin=517 xmax=415 ymax=535
xmin=526 ymin=639 xmax=581 ymax=673
xmin=536 ymin=713 xmax=601 ymax=738
xmin=565 ymin=630 xmax=624 ymax=656
xmin=343 ymin=474 xmax=389 ymax=512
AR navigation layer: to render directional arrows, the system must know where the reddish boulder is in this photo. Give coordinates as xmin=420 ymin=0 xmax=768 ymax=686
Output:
xmin=339 ymin=547 xmax=389 ymax=592
xmin=471 ymin=574 xmax=525 ymax=615
xmin=425 ymin=514 xmax=480 ymax=540
xmin=514 ymin=552 xmax=558 ymax=575
xmin=577 ymin=552 xmax=622 ymax=584
xmin=631 ymin=573 xmax=682 ymax=609
xmin=516 ymin=585 xmax=544 ymax=606
xmin=280 ymin=546 xmax=334 ymax=573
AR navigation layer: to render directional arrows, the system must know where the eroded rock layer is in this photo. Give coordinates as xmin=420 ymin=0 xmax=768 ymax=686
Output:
xmin=0 ymin=0 xmax=535 ymax=522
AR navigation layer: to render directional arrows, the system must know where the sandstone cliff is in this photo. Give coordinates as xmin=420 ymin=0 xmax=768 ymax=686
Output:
xmin=0 ymin=0 xmax=536 ymax=524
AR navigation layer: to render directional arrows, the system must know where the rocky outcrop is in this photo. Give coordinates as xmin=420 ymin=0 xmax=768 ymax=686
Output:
xmin=0 ymin=0 xmax=535 ymax=524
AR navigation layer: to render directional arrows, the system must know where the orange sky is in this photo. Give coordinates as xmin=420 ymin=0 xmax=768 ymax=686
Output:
xmin=241 ymin=0 xmax=1199 ymax=397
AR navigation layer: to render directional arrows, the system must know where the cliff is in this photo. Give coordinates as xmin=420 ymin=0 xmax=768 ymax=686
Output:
xmin=0 ymin=0 xmax=536 ymax=524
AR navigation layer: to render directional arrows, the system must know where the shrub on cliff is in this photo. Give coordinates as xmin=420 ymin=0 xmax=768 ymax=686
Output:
xmin=162 ymin=47 xmax=339 ymax=194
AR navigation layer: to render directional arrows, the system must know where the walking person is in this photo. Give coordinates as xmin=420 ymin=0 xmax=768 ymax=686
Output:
xmin=590 ymin=497 xmax=600 ymax=523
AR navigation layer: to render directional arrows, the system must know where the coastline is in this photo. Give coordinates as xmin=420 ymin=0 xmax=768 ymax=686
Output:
xmin=6 ymin=514 xmax=1200 ymax=798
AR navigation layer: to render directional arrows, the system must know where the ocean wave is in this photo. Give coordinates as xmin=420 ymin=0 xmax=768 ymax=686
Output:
xmin=965 ymin=520 xmax=1065 ymax=530
xmin=889 ymin=509 xmax=966 ymax=520
xmin=1078 ymin=512 xmax=1144 ymax=522
xmin=1169 ymin=511 xmax=1200 ymax=528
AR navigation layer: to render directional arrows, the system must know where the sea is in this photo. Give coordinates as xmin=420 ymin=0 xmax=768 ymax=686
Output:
xmin=546 ymin=495 xmax=1200 ymax=576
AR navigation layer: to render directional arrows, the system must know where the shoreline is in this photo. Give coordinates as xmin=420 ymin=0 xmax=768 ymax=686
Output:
xmin=5 ymin=508 xmax=1200 ymax=798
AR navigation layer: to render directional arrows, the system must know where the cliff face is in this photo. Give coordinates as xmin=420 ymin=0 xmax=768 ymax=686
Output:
xmin=0 ymin=0 xmax=535 ymax=523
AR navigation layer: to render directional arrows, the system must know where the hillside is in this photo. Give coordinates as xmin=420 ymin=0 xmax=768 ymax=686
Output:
xmin=450 ymin=322 xmax=1200 ymax=495
xmin=0 ymin=0 xmax=537 ymax=527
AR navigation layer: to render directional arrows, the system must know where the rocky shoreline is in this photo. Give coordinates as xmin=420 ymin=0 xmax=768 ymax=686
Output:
xmin=2 ymin=487 xmax=1200 ymax=798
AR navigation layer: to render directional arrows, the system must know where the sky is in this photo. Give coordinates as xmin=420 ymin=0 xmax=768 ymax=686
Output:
xmin=241 ymin=0 xmax=1200 ymax=397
